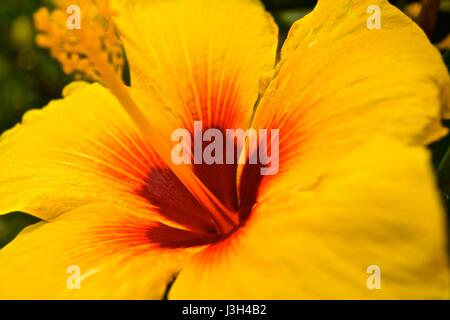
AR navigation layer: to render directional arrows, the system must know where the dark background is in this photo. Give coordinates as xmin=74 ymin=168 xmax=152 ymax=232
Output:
xmin=0 ymin=0 xmax=449 ymax=248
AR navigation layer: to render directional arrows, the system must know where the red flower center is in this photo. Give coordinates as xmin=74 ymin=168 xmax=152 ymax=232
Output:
xmin=138 ymin=127 xmax=266 ymax=248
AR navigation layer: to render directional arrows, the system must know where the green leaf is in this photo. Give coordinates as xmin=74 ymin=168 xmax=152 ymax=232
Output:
xmin=0 ymin=212 xmax=40 ymax=249
xmin=444 ymin=50 xmax=450 ymax=71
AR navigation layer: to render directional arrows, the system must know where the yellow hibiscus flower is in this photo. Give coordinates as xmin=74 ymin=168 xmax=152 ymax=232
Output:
xmin=0 ymin=0 xmax=449 ymax=299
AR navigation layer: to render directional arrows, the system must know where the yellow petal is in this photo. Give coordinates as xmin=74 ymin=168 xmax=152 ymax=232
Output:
xmin=0 ymin=82 xmax=217 ymax=234
xmin=246 ymin=0 xmax=450 ymax=193
xmin=112 ymin=0 xmax=278 ymax=131
xmin=0 ymin=203 xmax=194 ymax=299
xmin=0 ymin=82 xmax=150 ymax=220
xmin=171 ymin=137 xmax=449 ymax=299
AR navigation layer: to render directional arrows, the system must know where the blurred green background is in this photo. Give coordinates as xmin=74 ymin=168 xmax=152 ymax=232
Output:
xmin=0 ymin=0 xmax=450 ymax=249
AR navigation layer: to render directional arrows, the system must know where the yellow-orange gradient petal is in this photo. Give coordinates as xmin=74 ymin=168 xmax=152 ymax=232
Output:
xmin=244 ymin=0 xmax=450 ymax=196
xmin=0 ymin=82 xmax=221 ymax=235
xmin=111 ymin=0 xmax=278 ymax=216
xmin=111 ymin=0 xmax=278 ymax=131
xmin=171 ymin=138 xmax=449 ymax=299
xmin=0 ymin=203 xmax=199 ymax=299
